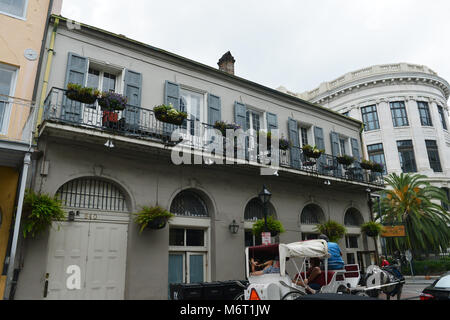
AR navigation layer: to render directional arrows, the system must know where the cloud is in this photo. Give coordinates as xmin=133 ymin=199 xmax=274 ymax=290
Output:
xmin=61 ymin=0 xmax=450 ymax=96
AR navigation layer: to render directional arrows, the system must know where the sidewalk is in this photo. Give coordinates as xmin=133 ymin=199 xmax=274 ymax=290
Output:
xmin=404 ymin=275 xmax=440 ymax=285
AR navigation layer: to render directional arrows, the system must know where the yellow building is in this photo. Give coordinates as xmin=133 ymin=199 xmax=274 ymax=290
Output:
xmin=0 ymin=0 xmax=61 ymax=300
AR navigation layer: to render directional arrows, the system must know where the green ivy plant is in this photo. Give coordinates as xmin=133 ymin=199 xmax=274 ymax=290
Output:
xmin=252 ymin=216 xmax=285 ymax=237
xmin=314 ymin=220 xmax=347 ymax=243
xmin=22 ymin=190 xmax=66 ymax=238
xmin=134 ymin=206 xmax=174 ymax=233
xmin=361 ymin=221 xmax=384 ymax=237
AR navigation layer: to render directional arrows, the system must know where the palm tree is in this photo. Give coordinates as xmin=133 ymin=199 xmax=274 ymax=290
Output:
xmin=377 ymin=173 xmax=450 ymax=256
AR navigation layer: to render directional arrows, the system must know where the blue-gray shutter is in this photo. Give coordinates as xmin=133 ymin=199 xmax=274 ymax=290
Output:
xmin=351 ymin=137 xmax=363 ymax=181
xmin=351 ymin=138 xmax=361 ymax=161
xmin=165 ymin=81 xmax=180 ymax=110
xmin=63 ymin=52 xmax=88 ymax=122
xmin=330 ymin=131 xmax=341 ymax=176
xmin=234 ymin=102 xmax=247 ymax=130
xmin=288 ymin=118 xmax=301 ymax=169
xmin=266 ymin=113 xmax=278 ymax=133
xmin=314 ymin=127 xmax=326 ymax=173
xmin=208 ymin=94 xmax=221 ymax=125
xmin=163 ymin=81 xmax=181 ymax=137
xmin=123 ymin=69 xmax=142 ymax=132
xmin=234 ymin=102 xmax=248 ymax=159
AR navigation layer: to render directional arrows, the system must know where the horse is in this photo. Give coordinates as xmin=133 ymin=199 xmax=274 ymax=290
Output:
xmin=359 ymin=265 xmax=405 ymax=300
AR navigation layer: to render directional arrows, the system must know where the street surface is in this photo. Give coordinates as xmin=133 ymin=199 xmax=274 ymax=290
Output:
xmin=378 ymin=277 xmax=436 ymax=300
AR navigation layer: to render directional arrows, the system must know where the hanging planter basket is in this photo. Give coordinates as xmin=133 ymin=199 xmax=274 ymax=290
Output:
xmin=302 ymin=145 xmax=324 ymax=159
xmin=336 ymin=155 xmax=355 ymax=166
xmin=134 ymin=206 xmax=174 ymax=233
xmin=146 ymin=216 xmax=168 ymax=230
xmin=66 ymin=83 xmax=99 ymax=104
xmin=360 ymin=160 xmax=374 ymax=170
xmin=154 ymin=104 xmax=187 ymax=126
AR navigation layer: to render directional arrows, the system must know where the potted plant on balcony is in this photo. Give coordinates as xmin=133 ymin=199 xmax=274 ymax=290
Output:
xmin=302 ymin=145 xmax=324 ymax=159
xmin=251 ymin=216 xmax=285 ymax=237
xmin=154 ymin=104 xmax=188 ymax=126
xmin=361 ymin=221 xmax=384 ymax=238
xmin=372 ymin=162 xmax=384 ymax=173
xmin=98 ymin=91 xmax=128 ymax=127
xmin=134 ymin=206 xmax=175 ymax=233
xmin=314 ymin=220 xmax=346 ymax=243
xmin=279 ymin=135 xmax=291 ymax=151
xmin=336 ymin=154 xmax=356 ymax=167
xmin=22 ymin=190 xmax=66 ymax=238
xmin=66 ymin=83 xmax=100 ymax=104
xmin=360 ymin=159 xmax=375 ymax=170
xmin=213 ymin=121 xmax=241 ymax=137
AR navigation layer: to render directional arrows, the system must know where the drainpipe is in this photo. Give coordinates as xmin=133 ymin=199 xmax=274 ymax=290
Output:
xmin=35 ymin=16 xmax=59 ymax=133
xmin=4 ymin=153 xmax=32 ymax=300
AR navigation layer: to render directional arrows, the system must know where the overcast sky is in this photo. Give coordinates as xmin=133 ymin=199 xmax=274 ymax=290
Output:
xmin=61 ymin=0 xmax=450 ymax=96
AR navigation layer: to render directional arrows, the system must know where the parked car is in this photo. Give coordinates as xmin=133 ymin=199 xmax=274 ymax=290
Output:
xmin=420 ymin=272 xmax=450 ymax=300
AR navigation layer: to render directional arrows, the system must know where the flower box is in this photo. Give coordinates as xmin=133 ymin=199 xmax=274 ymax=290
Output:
xmin=98 ymin=91 xmax=128 ymax=111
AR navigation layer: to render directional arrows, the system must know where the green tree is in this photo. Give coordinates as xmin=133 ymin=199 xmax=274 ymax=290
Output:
xmin=378 ymin=173 xmax=450 ymax=256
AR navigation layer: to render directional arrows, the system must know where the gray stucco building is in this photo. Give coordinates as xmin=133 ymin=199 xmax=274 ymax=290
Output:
xmin=14 ymin=15 xmax=383 ymax=300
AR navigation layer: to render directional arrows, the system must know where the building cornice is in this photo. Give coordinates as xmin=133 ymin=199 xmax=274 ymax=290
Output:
xmin=294 ymin=63 xmax=450 ymax=103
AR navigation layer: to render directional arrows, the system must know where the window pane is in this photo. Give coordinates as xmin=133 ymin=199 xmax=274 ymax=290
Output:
xmin=418 ymin=102 xmax=432 ymax=126
xmin=425 ymin=140 xmax=442 ymax=172
xmin=87 ymin=69 xmax=100 ymax=89
xmin=361 ymin=105 xmax=379 ymax=131
xmin=186 ymin=229 xmax=204 ymax=246
xmin=438 ymin=106 xmax=448 ymax=130
xmin=391 ymin=102 xmax=408 ymax=127
xmin=0 ymin=68 xmax=14 ymax=96
xmin=0 ymin=0 xmax=26 ymax=17
xmin=102 ymin=72 xmax=116 ymax=92
xmin=169 ymin=229 xmax=185 ymax=246
xmin=398 ymin=140 xmax=417 ymax=173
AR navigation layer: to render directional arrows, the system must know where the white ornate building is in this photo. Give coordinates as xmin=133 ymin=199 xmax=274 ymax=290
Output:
xmin=278 ymin=63 xmax=450 ymax=208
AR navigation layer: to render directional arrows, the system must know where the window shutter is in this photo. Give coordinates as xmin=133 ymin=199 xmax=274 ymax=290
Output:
xmin=123 ymin=69 xmax=142 ymax=131
xmin=162 ymin=81 xmax=181 ymax=137
xmin=62 ymin=52 xmax=88 ymax=122
xmin=234 ymin=102 xmax=247 ymax=130
xmin=266 ymin=113 xmax=278 ymax=132
xmin=330 ymin=132 xmax=340 ymax=156
xmin=288 ymin=118 xmax=301 ymax=169
xmin=165 ymin=81 xmax=180 ymax=110
xmin=351 ymin=138 xmax=361 ymax=161
xmin=314 ymin=127 xmax=326 ymax=173
xmin=208 ymin=94 xmax=221 ymax=125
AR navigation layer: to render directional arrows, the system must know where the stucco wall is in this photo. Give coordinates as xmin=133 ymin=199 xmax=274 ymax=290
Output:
xmin=14 ymin=136 xmax=373 ymax=300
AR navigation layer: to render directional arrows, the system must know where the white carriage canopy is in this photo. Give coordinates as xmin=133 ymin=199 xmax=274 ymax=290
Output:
xmin=279 ymin=240 xmax=331 ymax=276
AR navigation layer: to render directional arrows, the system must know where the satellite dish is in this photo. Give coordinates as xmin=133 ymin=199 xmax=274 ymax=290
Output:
xmin=24 ymin=49 xmax=38 ymax=61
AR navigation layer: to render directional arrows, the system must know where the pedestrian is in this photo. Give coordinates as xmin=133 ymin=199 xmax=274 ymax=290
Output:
xmin=380 ymin=255 xmax=390 ymax=267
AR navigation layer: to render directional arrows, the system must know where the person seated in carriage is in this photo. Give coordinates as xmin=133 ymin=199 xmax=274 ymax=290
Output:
xmin=294 ymin=257 xmax=322 ymax=294
xmin=319 ymin=234 xmax=345 ymax=270
xmin=250 ymin=256 xmax=281 ymax=276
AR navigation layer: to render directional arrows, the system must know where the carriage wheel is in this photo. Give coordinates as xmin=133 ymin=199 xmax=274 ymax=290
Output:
xmin=281 ymin=291 xmax=306 ymax=300
xmin=336 ymin=285 xmax=349 ymax=294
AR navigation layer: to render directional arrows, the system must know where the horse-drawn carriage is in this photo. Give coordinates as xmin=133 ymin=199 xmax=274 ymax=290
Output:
xmin=238 ymin=240 xmax=405 ymax=300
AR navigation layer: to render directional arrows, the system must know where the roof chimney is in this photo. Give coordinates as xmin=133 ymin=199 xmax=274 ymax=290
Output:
xmin=218 ymin=51 xmax=235 ymax=75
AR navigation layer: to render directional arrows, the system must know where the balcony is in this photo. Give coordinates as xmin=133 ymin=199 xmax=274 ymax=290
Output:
xmin=42 ymin=87 xmax=384 ymax=187
xmin=0 ymin=94 xmax=36 ymax=145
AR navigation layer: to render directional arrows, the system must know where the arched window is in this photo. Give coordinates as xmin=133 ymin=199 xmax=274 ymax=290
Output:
xmin=300 ymin=204 xmax=325 ymax=225
xmin=170 ymin=190 xmax=209 ymax=217
xmin=344 ymin=208 xmax=364 ymax=226
xmin=55 ymin=177 xmax=128 ymax=211
xmin=244 ymin=198 xmax=276 ymax=221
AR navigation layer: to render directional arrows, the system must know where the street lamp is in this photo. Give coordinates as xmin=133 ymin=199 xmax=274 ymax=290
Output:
xmin=258 ymin=185 xmax=272 ymax=232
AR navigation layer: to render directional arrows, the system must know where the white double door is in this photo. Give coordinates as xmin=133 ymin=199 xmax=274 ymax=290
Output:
xmin=45 ymin=221 xmax=128 ymax=300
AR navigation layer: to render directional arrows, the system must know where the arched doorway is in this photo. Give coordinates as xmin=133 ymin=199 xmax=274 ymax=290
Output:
xmin=344 ymin=207 xmax=364 ymax=265
xmin=168 ymin=189 xmax=212 ymax=292
xmin=45 ymin=177 xmax=130 ymax=300
xmin=244 ymin=198 xmax=277 ymax=246
xmin=300 ymin=203 xmax=325 ymax=240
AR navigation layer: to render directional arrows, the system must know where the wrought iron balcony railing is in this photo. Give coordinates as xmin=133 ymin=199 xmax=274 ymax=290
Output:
xmin=0 ymin=94 xmax=37 ymax=146
xmin=43 ymin=87 xmax=384 ymax=186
